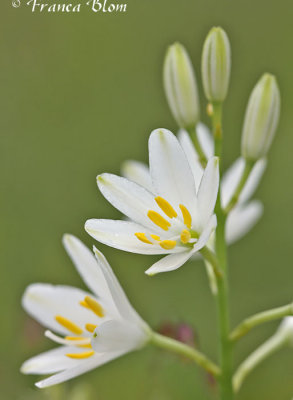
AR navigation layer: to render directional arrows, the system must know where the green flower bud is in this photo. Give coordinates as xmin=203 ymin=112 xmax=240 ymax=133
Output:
xmin=201 ymin=27 xmax=231 ymax=102
xmin=241 ymin=74 xmax=280 ymax=161
xmin=163 ymin=43 xmax=200 ymax=129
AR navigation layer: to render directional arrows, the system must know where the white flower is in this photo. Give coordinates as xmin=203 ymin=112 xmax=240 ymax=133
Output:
xmin=121 ymin=124 xmax=266 ymax=248
xmin=85 ymin=129 xmax=219 ymax=275
xmin=21 ymin=235 xmax=150 ymax=388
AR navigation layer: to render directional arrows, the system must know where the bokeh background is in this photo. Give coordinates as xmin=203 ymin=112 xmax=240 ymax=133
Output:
xmin=1 ymin=0 xmax=293 ymax=398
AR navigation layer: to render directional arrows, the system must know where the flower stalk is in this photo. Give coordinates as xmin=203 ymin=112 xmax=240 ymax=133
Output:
xmin=230 ymin=302 xmax=293 ymax=341
xmin=150 ymin=332 xmax=221 ymax=377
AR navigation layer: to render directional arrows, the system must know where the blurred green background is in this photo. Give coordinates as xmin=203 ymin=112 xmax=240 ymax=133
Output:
xmin=1 ymin=0 xmax=293 ymax=398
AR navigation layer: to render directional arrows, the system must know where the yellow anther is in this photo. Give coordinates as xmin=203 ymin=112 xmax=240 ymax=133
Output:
xmin=65 ymin=336 xmax=87 ymax=341
xmin=147 ymin=210 xmax=171 ymax=231
xmin=135 ymin=232 xmax=153 ymax=244
xmin=66 ymin=351 xmax=95 ymax=359
xmin=150 ymin=234 xmax=160 ymax=241
xmin=159 ymin=240 xmax=177 ymax=250
xmin=79 ymin=300 xmax=90 ymax=309
xmin=179 ymin=204 xmax=192 ymax=229
xmin=181 ymin=229 xmax=191 ymax=244
xmin=155 ymin=196 xmax=177 ymax=218
xmin=84 ymin=296 xmax=105 ymax=318
xmin=55 ymin=316 xmax=83 ymax=335
xmin=85 ymin=323 xmax=97 ymax=333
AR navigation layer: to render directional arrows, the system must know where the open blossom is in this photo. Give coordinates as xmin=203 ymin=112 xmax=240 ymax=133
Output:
xmin=85 ymin=129 xmax=219 ymax=275
xmin=122 ymin=123 xmax=266 ymax=248
xmin=21 ymin=235 xmax=150 ymax=388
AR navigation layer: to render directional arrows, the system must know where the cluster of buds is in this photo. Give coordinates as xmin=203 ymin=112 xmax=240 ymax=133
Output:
xmin=163 ymin=27 xmax=280 ymax=161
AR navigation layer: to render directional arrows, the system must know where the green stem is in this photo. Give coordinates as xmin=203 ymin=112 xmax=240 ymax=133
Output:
xmin=224 ymin=159 xmax=255 ymax=214
xmin=187 ymin=126 xmax=208 ymax=169
xmin=150 ymin=332 xmax=221 ymax=377
xmin=230 ymin=302 xmax=293 ymax=341
xmin=233 ymin=331 xmax=288 ymax=392
xmin=211 ymin=101 xmax=234 ymax=400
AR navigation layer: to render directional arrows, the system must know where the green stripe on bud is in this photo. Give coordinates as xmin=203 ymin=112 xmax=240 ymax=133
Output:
xmin=163 ymin=43 xmax=200 ymax=129
xmin=241 ymin=74 xmax=280 ymax=161
xmin=201 ymin=27 xmax=231 ymax=102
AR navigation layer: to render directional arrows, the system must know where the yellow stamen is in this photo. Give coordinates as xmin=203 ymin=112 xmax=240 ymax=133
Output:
xmin=55 ymin=316 xmax=83 ymax=335
xmin=159 ymin=240 xmax=177 ymax=250
xmin=181 ymin=229 xmax=191 ymax=244
xmin=135 ymin=232 xmax=153 ymax=244
xmin=155 ymin=196 xmax=177 ymax=218
xmin=79 ymin=300 xmax=90 ymax=309
xmin=84 ymin=296 xmax=105 ymax=318
xmin=66 ymin=351 xmax=95 ymax=359
xmin=150 ymin=234 xmax=160 ymax=241
xmin=65 ymin=336 xmax=92 ymax=348
xmin=85 ymin=323 xmax=97 ymax=333
xmin=147 ymin=210 xmax=171 ymax=231
xmin=179 ymin=204 xmax=192 ymax=229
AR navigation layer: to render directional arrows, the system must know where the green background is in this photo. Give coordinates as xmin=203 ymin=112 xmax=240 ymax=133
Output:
xmin=1 ymin=0 xmax=293 ymax=398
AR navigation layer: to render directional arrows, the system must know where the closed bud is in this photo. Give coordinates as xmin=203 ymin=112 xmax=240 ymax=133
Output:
xmin=163 ymin=43 xmax=200 ymax=129
xmin=278 ymin=317 xmax=293 ymax=347
xmin=201 ymin=27 xmax=231 ymax=102
xmin=241 ymin=74 xmax=280 ymax=160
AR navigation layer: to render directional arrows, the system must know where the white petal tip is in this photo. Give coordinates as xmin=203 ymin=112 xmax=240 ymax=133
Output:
xmin=145 ymin=269 xmax=156 ymax=277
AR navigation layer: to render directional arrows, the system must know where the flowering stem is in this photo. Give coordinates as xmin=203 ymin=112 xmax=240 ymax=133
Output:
xmin=187 ymin=126 xmax=208 ymax=168
xmin=150 ymin=332 xmax=221 ymax=377
xmin=212 ymin=101 xmax=234 ymax=400
xmin=224 ymin=159 xmax=255 ymax=214
xmin=230 ymin=302 xmax=293 ymax=341
xmin=232 ymin=330 xmax=289 ymax=392
xmin=200 ymin=246 xmax=222 ymax=278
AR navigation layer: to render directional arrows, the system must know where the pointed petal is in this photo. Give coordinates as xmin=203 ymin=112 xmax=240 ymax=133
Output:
xmin=93 ymin=247 xmax=147 ymax=327
xmin=226 ymin=201 xmax=263 ymax=244
xmin=62 ymin=235 xmax=111 ymax=301
xmin=22 ymin=284 xmax=101 ymax=336
xmin=178 ymin=129 xmax=204 ymax=191
xmin=145 ymin=251 xmax=193 ymax=275
xmin=196 ymin=123 xmax=214 ymax=158
xmin=121 ymin=160 xmax=153 ymax=192
xmin=35 ymin=351 xmax=127 ymax=388
xmin=192 ymin=214 xmax=217 ymax=251
xmin=197 ymin=157 xmax=219 ymax=229
xmin=85 ymin=219 xmax=182 ymax=255
xmin=221 ymin=158 xmax=266 ymax=208
xmin=149 ymin=129 xmax=197 ymax=216
xmin=21 ymin=346 xmax=90 ymax=375
xmin=92 ymin=320 xmax=148 ymax=353
xmin=97 ymin=173 xmax=161 ymax=230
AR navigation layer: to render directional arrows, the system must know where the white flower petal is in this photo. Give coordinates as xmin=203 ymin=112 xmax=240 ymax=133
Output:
xmin=197 ymin=157 xmax=219 ymax=229
xmin=93 ymin=247 xmax=148 ymax=327
xmin=145 ymin=251 xmax=193 ymax=275
xmin=226 ymin=201 xmax=263 ymax=244
xmin=62 ymin=235 xmax=112 ymax=301
xmin=149 ymin=129 xmax=198 ymax=217
xmin=21 ymin=346 xmax=80 ymax=375
xmin=35 ymin=351 xmax=127 ymax=388
xmin=121 ymin=160 xmax=153 ymax=192
xmin=22 ymin=284 xmax=102 ymax=336
xmin=92 ymin=320 xmax=148 ymax=353
xmin=85 ymin=219 xmax=183 ymax=255
xmin=192 ymin=214 xmax=217 ymax=251
xmin=178 ymin=129 xmax=204 ymax=191
xmin=97 ymin=173 xmax=162 ymax=230
xmin=196 ymin=122 xmax=214 ymax=158
xmin=221 ymin=158 xmax=266 ymax=208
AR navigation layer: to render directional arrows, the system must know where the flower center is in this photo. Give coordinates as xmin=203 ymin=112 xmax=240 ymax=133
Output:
xmin=135 ymin=196 xmax=196 ymax=249
xmin=50 ymin=295 xmax=105 ymax=360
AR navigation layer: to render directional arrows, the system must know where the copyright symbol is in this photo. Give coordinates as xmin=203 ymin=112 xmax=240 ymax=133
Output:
xmin=12 ymin=0 xmax=21 ymax=7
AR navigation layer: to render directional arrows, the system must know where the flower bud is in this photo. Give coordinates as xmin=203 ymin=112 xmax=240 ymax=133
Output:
xmin=241 ymin=74 xmax=280 ymax=161
xmin=163 ymin=42 xmax=200 ymax=129
xmin=278 ymin=317 xmax=293 ymax=346
xmin=201 ymin=27 xmax=231 ymax=102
